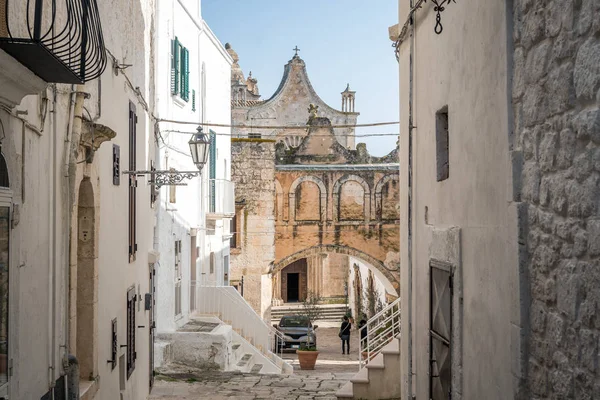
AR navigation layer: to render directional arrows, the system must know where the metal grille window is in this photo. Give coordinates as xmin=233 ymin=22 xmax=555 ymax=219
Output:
xmin=174 ymin=240 xmax=182 ymax=280
xmin=436 ymin=106 xmax=449 ymax=182
xmin=128 ymin=102 xmax=138 ymax=262
xmin=126 ymin=287 xmax=136 ymax=379
xmin=430 ymin=260 xmax=453 ymax=400
xmin=171 ymin=37 xmax=190 ymax=102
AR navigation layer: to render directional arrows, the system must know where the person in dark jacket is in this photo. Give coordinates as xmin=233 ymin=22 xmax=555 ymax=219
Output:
xmin=359 ymin=319 xmax=367 ymax=342
xmin=340 ymin=316 xmax=352 ymax=354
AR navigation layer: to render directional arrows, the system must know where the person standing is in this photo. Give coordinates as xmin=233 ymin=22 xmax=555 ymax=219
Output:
xmin=339 ymin=316 xmax=352 ymax=354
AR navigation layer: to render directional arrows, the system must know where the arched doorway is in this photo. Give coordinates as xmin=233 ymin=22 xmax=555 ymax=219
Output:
xmin=0 ymin=152 xmax=10 ymax=392
xmin=280 ymin=259 xmax=307 ymax=303
xmin=76 ymin=179 xmax=97 ymax=381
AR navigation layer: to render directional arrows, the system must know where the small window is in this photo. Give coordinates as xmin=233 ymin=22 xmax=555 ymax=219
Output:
xmin=230 ymin=213 xmax=238 ymax=249
xmin=174 ymin=240 xmax=182 ymax=280
xmin=248 ymin=132 xmax=262 ymax=139
xmin=126 ymin=287 xmax=136 ymax=378
xmin=210 ymin=252 xmax=215 ymax=274
xmin=436 ymin=106 xmax=449 ymax=182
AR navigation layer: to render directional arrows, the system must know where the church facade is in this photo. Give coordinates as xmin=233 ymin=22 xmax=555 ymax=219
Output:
xmin=228 ymin=46 xmax=399 ymax=321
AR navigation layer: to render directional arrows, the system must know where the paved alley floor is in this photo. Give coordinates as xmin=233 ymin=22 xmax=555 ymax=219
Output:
xmin=149 ymin=327 xmax=361 ymax=399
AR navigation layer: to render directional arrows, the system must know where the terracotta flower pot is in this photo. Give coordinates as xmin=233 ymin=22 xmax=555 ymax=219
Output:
xmin=296 ymin=350 xmax=319 ymax=370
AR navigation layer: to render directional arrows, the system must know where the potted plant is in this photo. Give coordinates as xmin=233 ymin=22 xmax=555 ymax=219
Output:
xmin=296 ymin=291 xmax=323 ymax=370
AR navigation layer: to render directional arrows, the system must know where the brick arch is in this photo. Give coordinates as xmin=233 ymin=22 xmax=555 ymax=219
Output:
xmin=288 ymin=175 xmax=327 ymax=222
xmin=332 ymin=174 xmax=372 ymax=222
xmin=375 ymin=174 xmax=399 ymax=220
xmin=272 ymin=245 xmax=399 ymax=294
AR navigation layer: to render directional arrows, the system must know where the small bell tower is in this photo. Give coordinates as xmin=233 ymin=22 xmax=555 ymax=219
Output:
xmin=341 ymin=84 xmax=356 ymax=113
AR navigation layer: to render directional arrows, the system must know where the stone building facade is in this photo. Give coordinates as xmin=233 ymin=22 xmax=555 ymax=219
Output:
xmin=226 ymin=45 xmax=359 ymax=149
xmin=229 ymin=49 xmax=400 ymax=320
xmin=394 ymin=0 xmax=600 ymax=399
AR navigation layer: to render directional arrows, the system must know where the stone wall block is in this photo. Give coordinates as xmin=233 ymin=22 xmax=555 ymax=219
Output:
xmin=574 ymin=38 xmax=600 ymax=100
xmin=573 ymin=228 xmax=589 ymax=257
xmin=573 ymin=108 xmax=600 ymax=143
xmin=544 ymin=275 xmax=557 ymax=304
xmin=540 ymin=130 xmax=558 ymax=171
xmin=593 ymin=148 xmax=600 ymax=171
xmin=552 ymin=30 xmax=576 ymax=61
xmin=539 ymin=176 xmax=551 ymax=206
xmin=579 ymin=328 xmax=598 ymax=372
xmin=550 ymin=362 xmax=574 ymax=397
xmin=523 ymin=85 xmax=549 ymax=126
xmin=557 ymin=260 xmax=580 ymax=321
xmin=529 ymin=359 xmax=549 ymax=396
xmin=531 ymin=299 xmax=548 ymax=333
xmin=557 ymin=128 xmax=577 ymax=169
xmin=574 ymin=369 xmax=595 ymax=400
xmin=545 ymin=62 xmax=576 ymax=116
xmin=550 ymin=176 xmax=568 ymax=215
xmin=522 ymin=9 xmax=546 ymax=49
xmin=523 ymin=162 xmax=541 ymax=202
xmin=547 ymin=312 xmax=566 ymax=345
xmin=577 ymin=0 xmax=593 ymax=36
xmin=545 ymin=0 xmax=565 ymax=37
xmin=513 ymin=47 xmax=527 ymax=99
xmin=574 ymin=152 xmax=592 ymax=182
xmin=525 ymin=41 xmax=552 ymax=83
xmin=588 ymin=219 xmax=600 ymax=256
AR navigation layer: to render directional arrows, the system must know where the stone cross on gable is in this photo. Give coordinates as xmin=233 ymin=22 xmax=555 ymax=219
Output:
xmin=293 ymin=46 xmax=300 ymax=56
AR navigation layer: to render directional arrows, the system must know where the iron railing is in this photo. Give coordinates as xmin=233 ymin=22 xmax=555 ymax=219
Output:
xmin=207 ymin=179 xmax=235 ymax=217
xmin=359 ymin=297 xmax=401 ymax=369
xmin=0 ymin=0 xmax=107 ymax=83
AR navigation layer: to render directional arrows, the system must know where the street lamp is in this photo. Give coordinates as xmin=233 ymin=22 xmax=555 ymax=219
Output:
xmin=122 ymin=125 xmax=211 ymax=189
xmin=189 ymin=127 xmax=211 ymax=171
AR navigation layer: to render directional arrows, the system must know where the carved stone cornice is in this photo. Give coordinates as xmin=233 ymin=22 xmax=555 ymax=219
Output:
xmin=81 ymin=121 xmax=117 ymax=162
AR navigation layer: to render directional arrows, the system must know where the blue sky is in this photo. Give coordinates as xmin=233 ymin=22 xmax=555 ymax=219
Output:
xmin=202 ymin=0 xmax=399 ymax=157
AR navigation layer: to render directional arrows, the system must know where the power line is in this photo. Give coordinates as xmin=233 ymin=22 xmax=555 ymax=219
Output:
xmin=161 ymin=129 xmax=400 ymax=138
xmin=156 ymin=118 xmax=400 ymax=130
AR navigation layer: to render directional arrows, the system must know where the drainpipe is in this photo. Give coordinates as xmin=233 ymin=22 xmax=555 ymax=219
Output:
xmin=406 ymin=1 xmax=416 ymax=398
xmin=63 ymin=85 xmax=87 ymax=397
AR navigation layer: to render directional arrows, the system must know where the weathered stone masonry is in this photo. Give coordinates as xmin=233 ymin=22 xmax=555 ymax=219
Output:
xmin=513 ymin=0 xmax=600 ymax=397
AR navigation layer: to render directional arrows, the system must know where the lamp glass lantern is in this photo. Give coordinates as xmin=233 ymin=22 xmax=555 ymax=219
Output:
xmin=189 ymin=127 xmax=211 ymax=171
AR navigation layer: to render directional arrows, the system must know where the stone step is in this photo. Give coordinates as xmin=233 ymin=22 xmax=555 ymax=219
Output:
xmin=236 ymin=353 xmax=253 ymax=368
xmin=250 ymin=363 xmax=263 ymax=374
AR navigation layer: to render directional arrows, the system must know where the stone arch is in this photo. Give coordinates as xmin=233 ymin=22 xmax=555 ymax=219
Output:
xmin=288 ymin=176 xmax=327 ymax=222
xmin=275 ymin=179 xmax=284 ymax=221
xmin=375 ymin=174 xmax=400 ymax=220
xmin=332 ymin=175 xmax=371 ymax=222
xmin=75 ymin=178 xmax=98 ymax=381
xmin=272 ymin=245 xmax=398 ymax=295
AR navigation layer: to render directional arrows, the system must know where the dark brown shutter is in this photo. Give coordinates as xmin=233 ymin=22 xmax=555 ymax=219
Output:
xmin=128 ymin=102 xmax=138 ymax=261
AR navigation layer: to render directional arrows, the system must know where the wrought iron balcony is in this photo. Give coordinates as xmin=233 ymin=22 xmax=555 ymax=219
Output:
xmin=0 ymin=0 xmax=107 ymax=84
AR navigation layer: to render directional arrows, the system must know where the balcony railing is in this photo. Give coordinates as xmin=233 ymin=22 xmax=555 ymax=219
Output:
xmin=0 ymin=0 xmax=107 ymax=83
xmin=207 ymin=179 xmax=235 ymax=218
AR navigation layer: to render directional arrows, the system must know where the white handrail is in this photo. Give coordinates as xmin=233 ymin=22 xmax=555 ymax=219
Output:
xmin=193 ymin=282 xmax=289 ymax=370
xmin=359 ymin=297 xmax=401 ymax=369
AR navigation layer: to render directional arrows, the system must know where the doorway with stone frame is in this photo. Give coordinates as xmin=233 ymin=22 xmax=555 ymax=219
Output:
xmin=280 ymin=259 xmax=307 ymax=303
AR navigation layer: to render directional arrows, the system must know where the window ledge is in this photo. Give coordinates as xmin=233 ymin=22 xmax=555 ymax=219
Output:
xmin=172 ymin=94 xmax=188 ymax=108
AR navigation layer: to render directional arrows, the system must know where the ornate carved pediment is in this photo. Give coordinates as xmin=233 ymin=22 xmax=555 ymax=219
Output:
xmin=81 ymin=121 xmax=117 ymax=162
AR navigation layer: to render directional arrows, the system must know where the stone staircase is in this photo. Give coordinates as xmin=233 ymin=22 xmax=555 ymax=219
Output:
xmin=154 ymin=317 xmax=289 ymax=375
xmin=271 ymin=303 xmax=348 ymax=323
xmin=336 ymin=336 xmax=401 ymax=400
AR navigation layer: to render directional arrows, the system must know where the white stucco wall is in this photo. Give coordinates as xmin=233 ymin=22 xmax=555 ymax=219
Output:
xmin=347 ymin=257 xmax=389 ymax=321
xmin=0 ymin=0 xmax=157 ymax=398
xmin=154 ymin=0 xmax=233 ymax=338
xmin=397 ymin=1 xmax=515 ymax=399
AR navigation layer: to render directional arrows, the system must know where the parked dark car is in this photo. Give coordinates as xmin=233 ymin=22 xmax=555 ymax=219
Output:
xmin=273 ymin=315 xmax=317 ymax=351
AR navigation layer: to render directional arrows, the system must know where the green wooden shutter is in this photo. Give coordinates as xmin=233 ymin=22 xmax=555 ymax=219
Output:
xmin=181 ymin=47 xmax=190 ymax=102
xmin=171 ymin=38 xmax=180 ymax=95
xmin=192 ymin=90 xmax=196 ymax=111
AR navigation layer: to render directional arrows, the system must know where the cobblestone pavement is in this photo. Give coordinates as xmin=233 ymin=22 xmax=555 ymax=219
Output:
xmin=149 ymin=327 xmax=361 ymax=399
